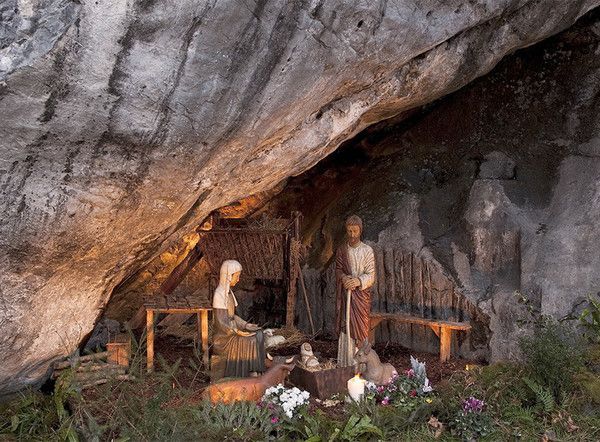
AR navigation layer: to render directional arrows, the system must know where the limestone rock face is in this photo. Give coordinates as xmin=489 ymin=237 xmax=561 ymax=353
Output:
xmin=0 ymin=0 xmax=598 ymax=394
xmin=260 ymin=14 xmax=600 ymax=361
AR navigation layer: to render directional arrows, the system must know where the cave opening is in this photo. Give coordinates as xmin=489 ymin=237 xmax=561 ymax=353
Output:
xmin=94 ymin=9 xmax=600 ymax=369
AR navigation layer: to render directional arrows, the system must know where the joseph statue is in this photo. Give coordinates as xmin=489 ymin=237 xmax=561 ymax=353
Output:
xmin=335 ymin=215 xmax=376 ymax=367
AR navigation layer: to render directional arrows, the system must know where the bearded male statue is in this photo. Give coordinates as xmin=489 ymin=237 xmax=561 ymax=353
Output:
xmin=335 ymin=215 xmax=376 ymax=367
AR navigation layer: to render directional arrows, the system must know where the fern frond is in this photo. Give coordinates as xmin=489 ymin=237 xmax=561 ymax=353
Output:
xmin=524 ymin=378 xmax=554 ymax=412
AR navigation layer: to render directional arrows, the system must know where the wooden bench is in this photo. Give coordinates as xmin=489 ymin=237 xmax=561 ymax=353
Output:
xmin=369 ymin=313 xmax=471 ymax=362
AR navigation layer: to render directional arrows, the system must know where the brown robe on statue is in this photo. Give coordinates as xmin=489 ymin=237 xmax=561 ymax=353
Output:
xmin=335 ymin=245 xmax=372 ymax=343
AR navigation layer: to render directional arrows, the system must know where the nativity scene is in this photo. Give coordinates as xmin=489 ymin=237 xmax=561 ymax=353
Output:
xmin=1 ymin=2 xmax=600 ymax=440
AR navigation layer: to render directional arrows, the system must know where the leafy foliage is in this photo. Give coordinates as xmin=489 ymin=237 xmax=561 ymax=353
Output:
xmin=2 ymin=330 xmax=600 ymax=441
xmin=578 ymin=295 xmax=600 ymax=343
xmin=281 ymin=408 xmax=342 ymax=441
xmin=192 ymin=401 xmax=277 ymax=440
xmin=519 ymin=316 xmax=584 ymax=402
xmin=0 ymin=371 xmax=80 ymax=441
xmin=450 ymin=407 xmax=493 ymax=441
xmin=332 ymin=414 xmax=383 ymax=441
xmin=523 ymin=377 xmax=555 ymax=413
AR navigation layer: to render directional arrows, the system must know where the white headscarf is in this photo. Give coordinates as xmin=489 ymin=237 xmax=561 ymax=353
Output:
xmin=212 ymin=260 xmax=243 ymax=309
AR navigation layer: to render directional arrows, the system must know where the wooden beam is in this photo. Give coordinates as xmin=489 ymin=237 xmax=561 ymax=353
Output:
xmin=200 ymin=309 xmax=209 ymax=367
xmin=158 ymin=313 xmax=194 ymax=328
xmin=429 ymin=324 xmax=440 ymax=337
xmin=370 ymin=312 xmax=471 ymax=330
xmin=439 ymin=327 xmax=452 ymax=362
xmin=146 ymin=309 xmax=154 ymax=373
xmin=145 ymin=307 xmax=211 ymax=314
xmin=158 ymin=245 xmax=203 ymax=295
xmin=127 ymin=306 xmax=146 ymax=330
xmin=54 ymin=351 xmax=109 ymax=369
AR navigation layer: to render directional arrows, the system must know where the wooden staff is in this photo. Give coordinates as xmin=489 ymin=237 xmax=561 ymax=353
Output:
xmin=346 ymin=288 xmax=352 ymax=365
xmin=296 ymin=263 xmax=315 ymax=335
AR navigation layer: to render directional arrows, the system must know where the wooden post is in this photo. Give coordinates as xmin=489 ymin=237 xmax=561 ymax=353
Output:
xmin=439 ymin=327 xmax=452 ymax=362
xmin=201 ymin=309 xmax=209 ymax=367
xmin=146 ymin=309 xmax=154 ymax=372
xmin=286 ymin=233 xmax=297 ymax=328
xmin=285 ymin=212 xmax=302 ymax=328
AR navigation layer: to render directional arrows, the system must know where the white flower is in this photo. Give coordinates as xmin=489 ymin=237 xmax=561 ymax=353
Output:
xmin=262 ymin=385 xmax=309 ymax=418
xmin=422 ymin=378 xmax=433 ymax=393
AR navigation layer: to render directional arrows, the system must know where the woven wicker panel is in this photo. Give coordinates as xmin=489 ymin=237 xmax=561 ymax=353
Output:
xmin=199 ymin=230 xmax=286 ymax=280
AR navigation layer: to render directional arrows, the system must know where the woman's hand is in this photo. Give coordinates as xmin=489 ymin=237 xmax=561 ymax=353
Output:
xmin=245 ymin=323 xmax=260 ymax=332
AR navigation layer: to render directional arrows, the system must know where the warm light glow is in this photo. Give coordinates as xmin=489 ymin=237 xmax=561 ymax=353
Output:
xmin=347 ymin=373 xmax=366 ymax=402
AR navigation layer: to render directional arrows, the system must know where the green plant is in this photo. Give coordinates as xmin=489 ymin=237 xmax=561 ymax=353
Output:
xmin=450 ymin=397 xmax=493 ymax=441
xmin=519 ymin=316 xmax=584 ymax=403
xmin=192 ymin=401 xmax=276 ymax=440
xmin=281 ymin=408 xmax=342 ymax=441
xmin=362 ymin=357 xmax=434 ymax=414
xmin=331 ymin=414 xmax=383 ymax=441
xmin=523 ymin=378 xmax=555 ymax=412
xmin=451 ymin=411 xmax=493 ymax=441
xmin=0 ymin=371 xmax=80 ymax=441
xmin=578 ymin=295 xmax=600 ymax=343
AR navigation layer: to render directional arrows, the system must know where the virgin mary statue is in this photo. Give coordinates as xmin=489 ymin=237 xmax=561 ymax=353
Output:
xmin=211 ymin=260 xmax=266 ymax=378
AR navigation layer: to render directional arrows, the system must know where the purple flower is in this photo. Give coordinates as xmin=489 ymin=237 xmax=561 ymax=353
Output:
xmin=381 ymin=396 xmax=390 ymax=405
xmin=377 ymin=385 xmax=385 ymax=393
xmin=462 ymin=397 xmax=485 ymax=413
xmin=271 ymin=416 xmax=279 ymax=423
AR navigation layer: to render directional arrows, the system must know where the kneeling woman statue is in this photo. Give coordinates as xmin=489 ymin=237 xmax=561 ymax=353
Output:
xmin=211 ymin=260 xmax=265 ymax=378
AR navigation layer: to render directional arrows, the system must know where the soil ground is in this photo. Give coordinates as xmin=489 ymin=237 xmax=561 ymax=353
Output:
xmin=81 ymin=333 xmax=476 ymax=410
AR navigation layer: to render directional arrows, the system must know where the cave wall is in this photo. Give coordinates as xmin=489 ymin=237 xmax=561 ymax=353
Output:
xmin=1 ymin=0 xmax=599 ymax=395
xmin=258 ymin=13 xmax=600 ymax=361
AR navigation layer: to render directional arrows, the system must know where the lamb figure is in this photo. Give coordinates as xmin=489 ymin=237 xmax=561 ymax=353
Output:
xmin=264 ymin=328 xmax=286 ymax=348
xmin=353 ymin=340 xmax=397 ymax=386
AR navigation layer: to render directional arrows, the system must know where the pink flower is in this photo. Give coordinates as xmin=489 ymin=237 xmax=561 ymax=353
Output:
xmin=377 ymin=385 xmax=385 ymax=393
xmin=381 ymin=396 xmax=390 ymax=405
xmin=405 ymin=369 xmax=415 ymax=378
xmin=409 ymin=390 xmax=417 ymax=397
xmin=271 ymin=416 xmax=279 ymax=423
xmin=462 ymin=397 xmax=485 ymax=413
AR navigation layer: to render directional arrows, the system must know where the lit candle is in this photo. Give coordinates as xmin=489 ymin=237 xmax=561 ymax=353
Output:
xmin=347 ymin=374 xmax=366 ymax=402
